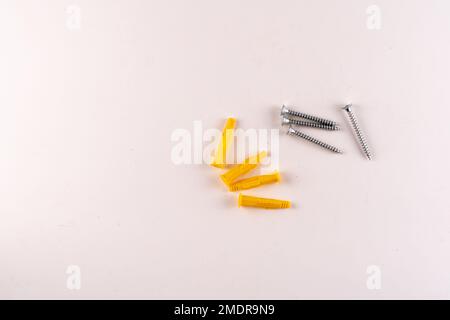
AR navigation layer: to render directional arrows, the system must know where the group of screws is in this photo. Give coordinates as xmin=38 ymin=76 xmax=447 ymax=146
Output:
xmin=281 ymin=105 xmax=343 ymax=154
xmin=282 ymin=104 xmax=372 ymax=159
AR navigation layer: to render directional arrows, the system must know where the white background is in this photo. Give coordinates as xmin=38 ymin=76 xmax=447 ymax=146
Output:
xmin=1 ymin=0 xmax=450 ymax=299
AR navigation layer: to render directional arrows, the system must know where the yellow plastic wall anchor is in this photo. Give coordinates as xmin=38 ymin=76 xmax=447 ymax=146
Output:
xmin=220 ymin=151 xmax=267 ymax=186
xmin=228 ymin=171 xmax=281 ymax=192
xmin=238 ymin=193 xmax=291 ymax=209
xmin=211 ymin=118 xmax=236 ymax=168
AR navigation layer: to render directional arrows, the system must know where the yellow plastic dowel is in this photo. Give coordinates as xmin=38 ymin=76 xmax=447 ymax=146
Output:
xmin=228 ymin=171 xmax=281 ymax=192
xmin=211 ymin=118 xmax=236 ymax=168
xmin=238 ymin=193 xmax=291 ymax=209
xmin=220 ymin=151 xmax=267 ymax=186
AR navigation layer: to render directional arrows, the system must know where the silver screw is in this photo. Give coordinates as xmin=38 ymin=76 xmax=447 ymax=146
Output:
xmin=287 ymin=126 xmax=343 ymax=154
xmin=281 ymin=117 xmax=340 ymax=130
xmin=342 ymin=104 xmax=372 ymax=160
xmin=281 ymin=105 xmax=337 ymax=127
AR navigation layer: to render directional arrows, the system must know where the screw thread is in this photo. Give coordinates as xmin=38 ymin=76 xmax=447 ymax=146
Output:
xmin=286 ymin=109 xmax=337 ymax=127
xmin=344 ymin=106 xmax=372 ymax=160
xmin=288 ymin=127 xmax=342 ymax=154
xmin=287 ymin=118 xmax=340 ymax=130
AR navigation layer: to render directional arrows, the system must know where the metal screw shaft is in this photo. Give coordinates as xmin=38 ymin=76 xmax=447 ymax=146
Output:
xmin=287 ymin=126 xmax=343 ymax=154
xmin=282 ymin=117 xmax=340 ymax=130
xmin=342 ymin=104 xmax=372 ymax=160
xmin=281 ymin=105 xmax=337 ymax=127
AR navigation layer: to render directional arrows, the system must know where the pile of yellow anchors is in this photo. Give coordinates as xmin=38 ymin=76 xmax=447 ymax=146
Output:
xmin=211 ymin=118 xmax=291 ymax=209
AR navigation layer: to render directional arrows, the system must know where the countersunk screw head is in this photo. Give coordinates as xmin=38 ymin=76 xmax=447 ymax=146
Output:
xmin=280 ymin=105 xmax=289 ymax=116
xmin=287 ymin=125 xmax=296 ymax=135
xmin=281 ymin=117 xmax=291 ymax=125
xmin=343 ymin=104 xmax=353 ymax=112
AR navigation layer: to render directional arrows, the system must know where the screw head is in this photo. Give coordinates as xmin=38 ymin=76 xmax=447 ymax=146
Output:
xmin=343 ymin=104 xmax=353 ymax=112
xmin=280 ymin=105 xmax=289 ymax=116
xmin=287 ymin=126 xmax=296 ymax=135
xmin=281 ymin=117 xmax=290 ymax=125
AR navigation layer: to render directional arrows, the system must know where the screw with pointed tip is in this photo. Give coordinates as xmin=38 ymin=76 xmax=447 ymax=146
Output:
xmin=281 ymin=105 xmax=337 ymax=127
xmin=281 ymin=116 xmax=340 ymax=130
xmin=287 ymin=126 xmax=343 ymax=154
xmin=342 ymin=104 xmax=372 ymax=160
